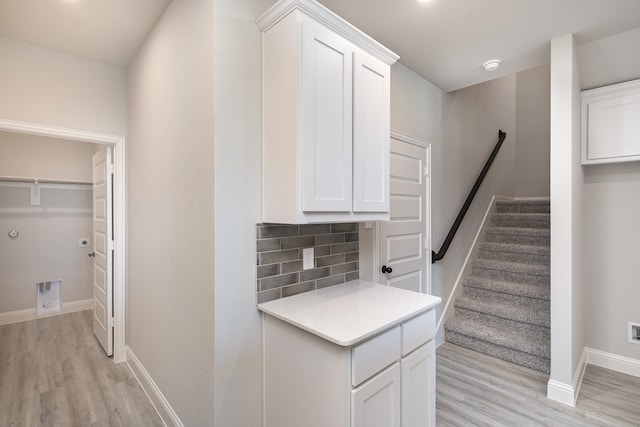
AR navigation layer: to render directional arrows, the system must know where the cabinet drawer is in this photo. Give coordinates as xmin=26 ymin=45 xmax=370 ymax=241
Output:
xmin=401 ymin=310 xmax=435 ymax=356
xmin=352 ymin=327 xmax=401 ymax=386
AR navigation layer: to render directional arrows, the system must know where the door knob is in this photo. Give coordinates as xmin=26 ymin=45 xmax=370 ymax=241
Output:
xmin=88 ymin=252 xmax=96 ymax=258
xmin=381 ymin=265 xmax=392 ymax=274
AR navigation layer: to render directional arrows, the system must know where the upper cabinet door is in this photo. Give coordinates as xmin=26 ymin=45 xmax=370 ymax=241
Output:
xmin=302 ymin=22 xmax=354 ymax=212
xmin=353 ymin=50 xmax=390 ymax=213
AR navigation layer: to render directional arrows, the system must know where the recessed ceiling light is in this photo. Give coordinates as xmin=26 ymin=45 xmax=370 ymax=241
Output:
xmin=482 ymin=59 xmax=501 ymax=72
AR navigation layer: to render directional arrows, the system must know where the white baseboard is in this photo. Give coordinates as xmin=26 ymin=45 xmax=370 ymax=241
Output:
xmin=547 ymin=379 xmax=577 ymax=407
xmin=585 ymin=347 xmax=640 ymax=378
xmin=547 ymin=347 xmax=587 ymax=407
xmin=0 ymin=298 xmax=93 ymax=326
xmin=126 ymin=346 xmax=183 ymax=427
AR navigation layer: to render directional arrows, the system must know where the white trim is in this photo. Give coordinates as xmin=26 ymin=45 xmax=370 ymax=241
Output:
xmin=512 ymin=196 xmax=551 ymax=201
xmin=0 ymin=298 xmax=93 ymax=326
xmin=126 ymin=347 xmax=183 ymax=427
xmin=0 ymin=117 xmax=122 ymax=144
xmin=585 ymin=347 xmax=640 ymax=378
xmin=256 ymin=0 xmax=399 ymax=65
xmin=390 ymin=129 xmax=430 ymax=148
xmin=547 ymin=379 xmax=577 ymax=407
xmin=435 ymin=196 xmax=499 ymax=335
xmin=0 ymin=118 xmax=127 ymax=363
xmin=547 ymin=348 xmax=587 ymax=407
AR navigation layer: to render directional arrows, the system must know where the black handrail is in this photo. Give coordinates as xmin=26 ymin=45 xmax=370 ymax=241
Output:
xmin=432 ymin=130 xmax=507 ymax=264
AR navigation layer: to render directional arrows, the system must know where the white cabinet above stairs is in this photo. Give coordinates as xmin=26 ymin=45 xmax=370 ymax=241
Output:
xmin=257 ymin=0 xmax=399 ymax=224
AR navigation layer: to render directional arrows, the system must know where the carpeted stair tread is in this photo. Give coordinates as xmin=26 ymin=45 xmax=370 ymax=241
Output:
xmin=463 ymin=276 xmax=549 ymax=300
xmin=445 ymin=313 xmax=550 ymax=358
xmin=446 ymin=332 xmax=550 ymax=373
xmin=495 ymin=199 xmax=550 ymax=214
xmin=490 ymin=213 xmax=550 ymax=229
xmin=485 ymin=227 xmax=550 ymax=246
xmin=455 ymin=294 xmax=550 ymax=328
xmin=473 ymin=258 xmax=549 ymax=277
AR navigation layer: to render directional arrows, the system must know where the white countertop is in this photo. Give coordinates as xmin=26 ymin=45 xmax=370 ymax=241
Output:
xmin=257 ymin=280 xmax=441 ymax=346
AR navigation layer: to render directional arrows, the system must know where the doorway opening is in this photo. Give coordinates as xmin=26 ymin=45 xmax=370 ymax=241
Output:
xmin=0 ymin=118 xmax=126 ymax=363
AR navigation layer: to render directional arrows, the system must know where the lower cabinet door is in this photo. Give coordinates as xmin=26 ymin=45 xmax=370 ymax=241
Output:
xmin=352 ymin=363 xmax=401 ymax=427
xmin=401 ymin=340 xmax=436 ymax=427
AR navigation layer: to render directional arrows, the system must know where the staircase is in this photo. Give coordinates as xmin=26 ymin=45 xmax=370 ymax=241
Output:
xmin=444 ymin=199 xmax=551 ymax=373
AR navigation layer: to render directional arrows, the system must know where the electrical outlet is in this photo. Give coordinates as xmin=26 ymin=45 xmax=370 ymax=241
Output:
xmin=302 ymin=248 xmax=314 ymax=270
xmin=78 ymin=238 xmax=90 ymax=248
xmin=628 ymin=322 xmax=640 ymax=345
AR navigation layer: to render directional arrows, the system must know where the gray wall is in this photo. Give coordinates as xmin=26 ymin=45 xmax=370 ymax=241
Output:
xmin=578 ymin=26 xmax=640 ymax=362
xmin=433 ymin=75 xmax=517 ymax=341
xmin=213 ymin=0 xmax=273 ymax=424
xmin=0 ymin=132 xmax=94 ymax=314
xmin=0 ymin=36 xmax=126 ymax=135
xmin=515 ymin=65 xmax=550 ymax=197
xmin=126 ymin=0 xmax=215 ymax=425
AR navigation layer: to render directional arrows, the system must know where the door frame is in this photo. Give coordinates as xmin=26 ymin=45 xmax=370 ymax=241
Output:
xmin=373 ymin=129 xmax=431 ymax=293
xmin=0 ymin=118 xmax=127 ymax=363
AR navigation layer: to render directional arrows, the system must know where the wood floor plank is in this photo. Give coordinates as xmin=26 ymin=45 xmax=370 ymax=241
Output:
xmin=437 ymin=342 xmax=640 ymax=426
xmin=0 ymin=310 xmax=163 ymax=427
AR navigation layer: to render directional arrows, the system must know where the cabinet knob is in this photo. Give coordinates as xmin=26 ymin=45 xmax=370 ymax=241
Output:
xmin=381 ymin=265 xmax=392 ymax=274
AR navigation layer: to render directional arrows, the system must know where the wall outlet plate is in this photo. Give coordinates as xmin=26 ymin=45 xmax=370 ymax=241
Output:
xmin=628 ymin=322 xmax=640 ymax=345
xmin=78 ymin=238 xmax=90 ymax=248
xmin=302 ymin=248 xmax=314 ymax=270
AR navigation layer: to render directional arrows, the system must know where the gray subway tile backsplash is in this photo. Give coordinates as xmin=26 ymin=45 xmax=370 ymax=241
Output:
xmin=256 ymin=223 xmax=359 ymax=303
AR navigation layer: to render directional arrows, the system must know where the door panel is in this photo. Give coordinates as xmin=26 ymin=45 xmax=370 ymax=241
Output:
xmin=302 ymin=21 xmax=353 ymax=212
xmin=353 ymin=50 xmax=390 ymax=212
xmin=379 ymin=138 xmax=430 ymax=293
xmin=401 ymin=341 xmax=436 ymax=427
xmin=92 ymin=147 xmax=113 ymax=356
xmin=352 ymin=363 xmax=401 ymax=427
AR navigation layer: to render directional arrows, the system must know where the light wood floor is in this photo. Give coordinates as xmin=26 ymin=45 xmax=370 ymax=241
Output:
xmin=0 ymin=310 xmax=163 ymax=427
xmin=437 ymin=342 xmax=640 ymax=426
xmin=4 ymin=312 xmax=640 ymax=426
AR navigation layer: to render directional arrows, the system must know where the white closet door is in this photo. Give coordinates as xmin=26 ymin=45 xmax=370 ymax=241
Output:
xmin=353 ymin=49 xmax=390 ymax=212
xmin=301 ymin=21 xmax=354 ymax=212
xmin=92 ymin=147 xmax=113 ymax=356
xmin=378 ymin=137 xmax=429 ymax=293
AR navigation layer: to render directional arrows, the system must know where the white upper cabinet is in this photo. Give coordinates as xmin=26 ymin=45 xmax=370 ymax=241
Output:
xmin=257 ymin=0 xmax=398 ymax=224
xmin=582 ymin=79 xmax=640 ymax=165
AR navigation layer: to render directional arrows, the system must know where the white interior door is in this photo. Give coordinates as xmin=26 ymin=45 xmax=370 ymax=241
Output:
xmin=378 ymin=136 xmax=430 ymax=293
xmin=92 ymin=147 xmax=113 ymax=356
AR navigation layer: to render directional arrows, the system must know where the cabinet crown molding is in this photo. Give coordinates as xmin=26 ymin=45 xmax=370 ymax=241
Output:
xmin=256 ymin=0 xmax=399 ymax=65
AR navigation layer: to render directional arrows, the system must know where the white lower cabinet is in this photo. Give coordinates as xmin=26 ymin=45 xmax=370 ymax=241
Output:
xmin=262 ymin=308 xmax=436 ymax=427
xmin=401 ymin=341 xmax=436 ymax=427
xmin=352 ymin=363 xmax=401 ymax=427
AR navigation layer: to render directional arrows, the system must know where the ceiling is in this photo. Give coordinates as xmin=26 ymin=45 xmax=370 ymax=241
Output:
xmin=0 ymin=0 xmax=171 ymax=68
xmin=1 ymin=0 xmax=639 ymax=91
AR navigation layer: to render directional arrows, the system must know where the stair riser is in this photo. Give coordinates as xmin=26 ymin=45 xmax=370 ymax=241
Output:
xmin=464 ymin=278 xmax=550 ymax=300
xmin=478 ymin=249 xmax=550 ymax=265
xmin=490 ymin=217 xmax=550 ymax=229
xmin=495 ymin=202 xmax=550 ymax=214
xmin=463 ymin=287 xmax=549 ymax=309
xmin=472 ymin=266 xmax=549 ymax=286
xmin=445 ymin=331 xmax=550 ymax=373
xmin=485 ymin=232 xmax=550 ymax=246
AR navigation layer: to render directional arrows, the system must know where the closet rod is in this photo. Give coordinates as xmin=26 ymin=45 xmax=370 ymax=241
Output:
xmin=0 ymin=175 xmax=92 ymax=186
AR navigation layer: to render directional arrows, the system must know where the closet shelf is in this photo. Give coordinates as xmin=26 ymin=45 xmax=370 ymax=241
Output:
xmin=0 ymin=176 xmax=92 ymax=206
xmin=0 ymin=175 xmax=92 ymax=186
